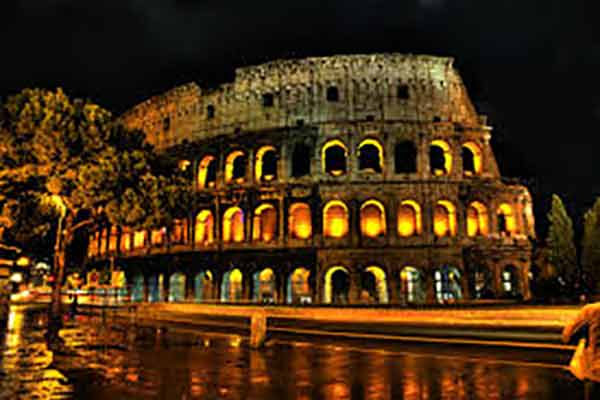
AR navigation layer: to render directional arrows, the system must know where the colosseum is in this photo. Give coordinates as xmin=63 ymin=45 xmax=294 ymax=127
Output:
xmin=86 ymin=53 xmax=535 ymax=306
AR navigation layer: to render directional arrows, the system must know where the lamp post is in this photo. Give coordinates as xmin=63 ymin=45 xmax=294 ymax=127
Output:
xmin=50 ymin=194 xmax=67 ymax=315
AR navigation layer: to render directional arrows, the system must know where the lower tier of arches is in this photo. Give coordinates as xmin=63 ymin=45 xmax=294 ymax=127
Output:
xmin=103 ymin=247 xmax=531 ymax=305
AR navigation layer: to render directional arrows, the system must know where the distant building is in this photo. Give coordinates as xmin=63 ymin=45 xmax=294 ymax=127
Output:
xmin=87 ymin=53 xmax=535 ymax=304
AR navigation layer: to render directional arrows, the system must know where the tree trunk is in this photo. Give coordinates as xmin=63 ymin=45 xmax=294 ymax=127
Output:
xmin=51 ymin=213 xmax=72 ymax=316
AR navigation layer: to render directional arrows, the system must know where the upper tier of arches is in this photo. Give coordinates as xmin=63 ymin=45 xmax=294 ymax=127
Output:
xmin=121 ymin=54 xmax=483 ymax=150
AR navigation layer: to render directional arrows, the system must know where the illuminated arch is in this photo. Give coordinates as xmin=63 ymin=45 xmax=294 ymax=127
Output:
xmin=434 ymin=266 xmax=463 ymax=303
xmin=197 ymin=155 xmax=217 ymax=188
xmin=323 ymin=266 xmax=350 ymax=304
xmin=497 ymin=203 xmax=517 ymax=235
xmin=364 ymin=266 xmax=389 ymax=304
xmin=168 ymin=272 xmax=186 ymax=302
xmin=322 ymin=139 xmax=348 ymax=176
xmin=466 ymin=201 xmax=489 ymax=237
xmin=252 ymin=203 xmax=277 ymax=243
xmin=287 ymin=267 xmax=311 ymax=304
xmin=400 ymin=267 xmax=426 ymax=304
xmin=255 ymin=145 xmax=278 ymax=182
xmin=194 ymin=270 xmax=213 ymax=302
xmin=195 ymin=210 xmax=214 ymax=245
xmin=358 ymin=138 xmax=384 ymax=173
xmin=434 ymin=200 xmax=457 ymax=237
xmin=221 ymin=269 xmax=243 ymax=302
xmin=133 ymin=230 xmax=146 ymax=249
xmin=397 ymin=200 xmax=422 ymax=237
xmin=502 ymin=265 xmax=520 ymax=298
xmin=462 ymin=142 xmax=483 ymax=175
xmin=253 ymin=267 xmax=276 ymax=302
xmin=225 ymin=150 xmax=246 ymax=183
xmin=223 ymin=207 xmax=245 ymax=243
xmin=360 ymin=199 xmax=386 ymax=238
xmin=323 ymin=200 xmax=349 ymax=239
xmin=430 ymin=140 xmax=452 ymax=176
xmin=289 ymin=203 xmax=312 ymax=240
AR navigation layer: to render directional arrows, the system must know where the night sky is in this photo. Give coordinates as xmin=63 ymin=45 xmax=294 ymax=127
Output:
xmin=1 ymin=0 xmax=599 ymax=236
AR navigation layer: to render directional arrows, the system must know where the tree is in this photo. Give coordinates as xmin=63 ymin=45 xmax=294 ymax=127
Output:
xmin=0 ymin=88 xmax=194 ymax=315
xmin=546 ymin=194 xmax=577 ymax=283
xmin=582 ymin=198 xmax=600 ymax=292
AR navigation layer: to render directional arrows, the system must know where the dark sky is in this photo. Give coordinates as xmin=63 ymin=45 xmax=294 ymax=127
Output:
xmin=1 ymin=0 xmax=599 ymax=236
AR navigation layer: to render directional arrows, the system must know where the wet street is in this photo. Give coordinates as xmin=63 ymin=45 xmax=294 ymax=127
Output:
xmin=0 ymin=305 xmax=596 ymax=399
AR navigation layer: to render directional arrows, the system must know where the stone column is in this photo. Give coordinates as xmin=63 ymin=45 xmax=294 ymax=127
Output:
xmin=349 ymin=270 xmax=361 ymax=305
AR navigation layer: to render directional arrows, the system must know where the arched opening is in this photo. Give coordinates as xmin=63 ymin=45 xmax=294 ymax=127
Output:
xmin=120 ymin=228 xmax=131 ymax=253
xmin=195 ymin=210 xmax=214 ymax=245
xmin=168 ymin=272 xmax=186 ymax=302
xmin=131 ymin=274 xmax=145 ymax=302
xmin=252 ymin=204 xmax=277 ymax=243
xmin=326 ymin=86 xmax=339 ymax=102
xmin=358 ymin=139 xmax=383 ymax=173
xmin=151 ymin=227 xmax=166 ymax=246
xmin=287 ymin=267 xmax=311 ymax=304
xmin=497 ymin=203 xmax=517 ymax=235
xmin=198 ymin=155 xmax=217 ymax=188
xmin=502 ymin=265 xmax=521 ymax=298
xmin=395 ymin=140 xmax=417 ymax=174
xmin=362 ymin=266 xmax=389 ymax=304
xmin=255 ymin=146 xmax=278 ymax=182
xmin=221 ymin=269 xmax=243 ymax=302
xmin=223 ymin=207 xmax=245 ymax=243
xmin=360 ymin=200 xmax=386 ymax=238
xmin=289 ymin=203 xmax=312 ymax=240
xmin=466 ymin=202 xmax=489 ymax=237
xmin=148 ymin=275 xmax=160 ymax=303
xmin=108 ymin=226 xmax=118 ymax=252
xmin=324 ymin=266 xmax=350 ymax=304
xmin=194 ymin=270 xmax=213 ymax=302
xmin=322 ymin=140 xmax=347 ymax=176
xmin=470 ymin=265 xmax=493 ymax=299
xmin=397 ymin=200 xmax=422 ymax=237
xmin=323 ymin=200 xmax=349 ymax=239
xmin=430 ymin=140 xmax=452 ymax=176
xmin=434 ymin=200 xmax=457 ymax=237
xmin=291 ymin=143 xmax=311 ymax=177
xmin=133 ymin=230 xmax=146 ymax=249
xmin=225 ymin=150 xmax=247 ymax=183
xmin=462 ymin=142 xmax=482 ymax=176
xmin=252 ymin=268 xmax=277 ymax=303
xmin=171 ymin=219 xmax=188 ymax=244
xmin=400 ymin=267 xmax=426 ymax=304
xmin=434 ymin=266 xmax=463 ymax=304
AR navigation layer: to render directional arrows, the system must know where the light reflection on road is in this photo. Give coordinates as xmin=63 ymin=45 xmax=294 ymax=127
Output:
xmin=0 ymin=305 xmax=595 ymax=399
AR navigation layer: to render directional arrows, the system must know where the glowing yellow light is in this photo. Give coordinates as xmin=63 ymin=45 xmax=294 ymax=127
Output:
xmin=434 ymin=200 xmax=457 ymax=237
xmin=498 ymin=203 xmax=517 ymax=234
xmin=197 ymin=155 xmax=216 ymax=188
xmin=178 ymin=159 xmax=191 ymax=171
xmin=323 ymin=266 xmax=348 ymax=303
xmin=397 ymin=200 xmax=422 ymax=237
xmin=15 ymin=257 xmax=30 ymax=267
xmin=289 ymin=203 xmax=312 ymax=240
xmin=431 ymin=139 xmax=452 ymax=175
xmin=195 ymin=210 xmax=214 ymax=244
xmin=366 ymin=266 xmax=389 ymax=303
xmin=321 ymin=139 xmax=348 ymax=175
xmin=467 ymin=201 xmax=489 ymax=237
xmin=133 ymin=230 xmax=146 ymax=248
xmin=223 ymin=207 xmax=245 ymax=243
xmin=462 ymin=142 xmax=483 ymax=175
xmin=252 ymin=204 xmax=277 ymax=242
xmin=225 ymin=150 xmax=245 ymax=183
xmin=108 ymin=226 xmax=118 ymax=251
xmin=255 ymin=145 xmax=277 ymax=182
xmin=360 ymin=200 xmax=386 ymax=238
xmin=323 ymin=200 xmax=348 ymax=239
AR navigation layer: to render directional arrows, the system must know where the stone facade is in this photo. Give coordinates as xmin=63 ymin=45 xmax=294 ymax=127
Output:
xmin=89 ymin=53 xmax=535 ymax=305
